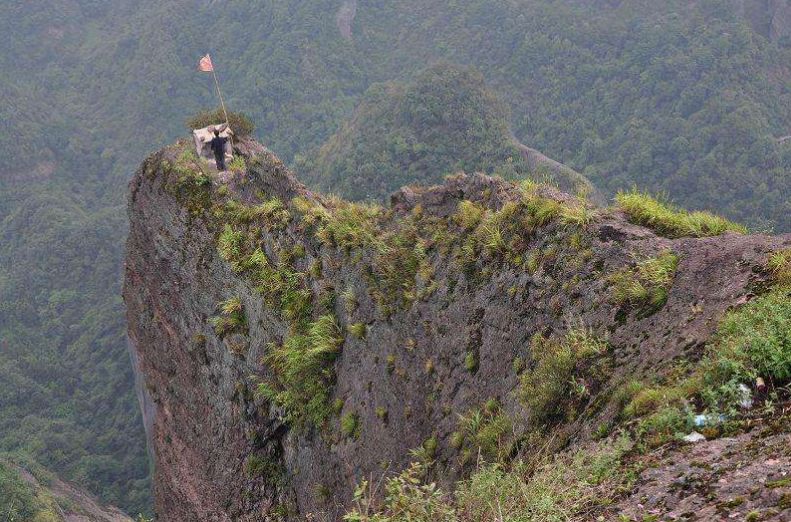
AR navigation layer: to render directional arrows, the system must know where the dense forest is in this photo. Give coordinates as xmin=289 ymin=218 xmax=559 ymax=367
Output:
xmin=1 ymin=0 xmax=789 ymax=515
xmin=299 ymin=63 xmax=594 ymax=200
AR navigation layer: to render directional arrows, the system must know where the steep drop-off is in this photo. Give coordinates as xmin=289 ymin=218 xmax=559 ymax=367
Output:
xmin=124 ymin=140 xmax=791 ymax=520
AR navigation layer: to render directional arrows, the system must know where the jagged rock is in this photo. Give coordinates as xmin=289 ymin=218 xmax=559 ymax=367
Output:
xmin=123 ymin=140 xmax=791 ymax=521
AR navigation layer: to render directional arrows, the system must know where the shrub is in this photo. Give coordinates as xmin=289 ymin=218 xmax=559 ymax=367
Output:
xmin=186 ymin=108 xmax=255 ymax=138
xmin=615 ymin=189 xmax=747 ymax=238
xmin=699 ymin=288 xmax=791 ymax=411
xmin=344 ymin=463 xmax=455 ymax=522
xmin=610 ymin=251 xmax=679 ymax=314
xmin=619 ymin=288 xmax=791 ymax=442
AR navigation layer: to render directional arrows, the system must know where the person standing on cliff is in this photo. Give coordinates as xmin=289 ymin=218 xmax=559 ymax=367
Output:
xmin=209 ymin=128 xmax=229 ymax=171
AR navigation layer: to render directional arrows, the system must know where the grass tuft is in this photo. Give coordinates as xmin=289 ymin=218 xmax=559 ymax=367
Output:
xmin=768 ymin=248 xmax=791 ymax=287
xmin=521 ymin=329 xmax=610 ymax=427
xmin=616 ymin=189 xmax=746 ymax=238
xmin=610 ymin=251 xmax=679 ymax=314
xmin=348 ymin=323 xmax=367 ymax=340
xmin=341 ymin=412 xmax=360 ymax=439
xmin=259 ymin=315 xmax=344 ymax=427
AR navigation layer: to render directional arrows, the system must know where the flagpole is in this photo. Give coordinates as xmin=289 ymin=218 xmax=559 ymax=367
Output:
xmin=206 ymin=53 xmax=233 ymax=146
xmin=207 ymin=55 xmax=231 ymax=127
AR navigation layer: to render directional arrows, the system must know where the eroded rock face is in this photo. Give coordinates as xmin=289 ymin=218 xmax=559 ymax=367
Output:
xmin=124 ymin=141 xmax=790 ymax=521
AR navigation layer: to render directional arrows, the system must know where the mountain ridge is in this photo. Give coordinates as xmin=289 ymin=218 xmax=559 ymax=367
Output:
xmin=124 ymin=139 xmax=791 ymax=520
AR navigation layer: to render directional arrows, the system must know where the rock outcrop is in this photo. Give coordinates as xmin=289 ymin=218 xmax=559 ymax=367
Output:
xmin=124 ymin=139 xmax=790 ymax=520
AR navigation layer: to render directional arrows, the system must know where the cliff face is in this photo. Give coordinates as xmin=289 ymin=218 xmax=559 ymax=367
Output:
xmin=124 ymin=140 xmax=790 ymax=521
xmin=736 ymin=0 xmax=791 ymax=42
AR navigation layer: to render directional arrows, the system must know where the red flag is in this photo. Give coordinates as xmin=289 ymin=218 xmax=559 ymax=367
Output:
xmin=198 ymin=54 xmax=214 ymax=72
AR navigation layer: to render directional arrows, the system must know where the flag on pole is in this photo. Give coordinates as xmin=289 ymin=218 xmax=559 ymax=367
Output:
xmin=198 ymin=54 xmax=214 ymax=72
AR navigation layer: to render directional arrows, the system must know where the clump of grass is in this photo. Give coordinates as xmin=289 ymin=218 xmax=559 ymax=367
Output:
xmin=376 ymin=407 xmax=388 ymax=423
xmin=215 ymin=198 xmax=290 ymax=230
xmin=615 ymin=189 xmax=747 ymax=238
xmin=610 ymin=251 xmax=679 ymax=315
xmin=560 ymin=199 xmax=598 ymax=227
xmin=315 ymin=199 xmax=383 ymax=251
xmin=454 ymin=434 xmax=633 ymax=521
xmin=370 ymin=220 xmax=429 ymax=312
xmin=217 ymin=225 xmax=246 ymax=270
xmin=345 ymin=435 xmax=633 ymax=522
xmin=245 ymin=454 xmax=283 ymax=482
xmin=258 ymin=315 xmax=344 ymax=428
xmin=454 ymin=200 xmax=485 ymax=230
xmin=342 ymin=286 xmax=358 ymax=314
xmin=209 ymin=297 xmax=247 ymax=337
xmin=464 ymin=352 xmax=478 ymax=373
xmin=456 ymin=402 xmax=513 ymax=464
xmin=341 ymin=412 xmax=360 ymax=439
xmin=520 ymin=329 xmax=610 ymax=427
xmin=410 ymin=436 xmax=439 ymax=464
xmin=767 ymin=248 xmax=791 ymax=287
xmin=349 ymin=323 xmax=367 ymax=340
xmin=228 ymin=155 xmax=246 ymax=172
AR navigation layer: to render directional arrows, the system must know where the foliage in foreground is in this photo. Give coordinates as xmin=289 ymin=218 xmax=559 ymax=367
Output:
xmin=344 ymin=435 xmax=632 ymax=522
xmin=0 ymin=459 xmax=61 ymax=522
xmin=622 ymin=286 xmax=791 ymax=445
xmin=615 ymin=190 xmax=747 ymax=238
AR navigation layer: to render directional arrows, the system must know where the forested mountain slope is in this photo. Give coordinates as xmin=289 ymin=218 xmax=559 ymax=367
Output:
xmin=2 ymin=0 xmax=790 ymax=515
xmin=0 ymin=457 xmax=132 ymax=522
xmin=299 ymin=63 xmax=595 ymax=201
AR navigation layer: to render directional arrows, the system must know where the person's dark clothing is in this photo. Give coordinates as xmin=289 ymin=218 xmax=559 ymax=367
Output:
xmin=210 ymin=135 xmax=228 ymax=170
